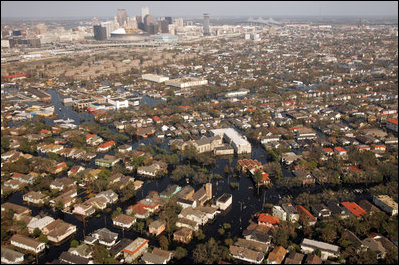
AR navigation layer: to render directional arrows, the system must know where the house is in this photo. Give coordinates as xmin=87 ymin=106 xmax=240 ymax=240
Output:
xmin=196 ymin=206 xmax=219 ymax=221
xmin=304 ymin=254 xmax=323 ymax=264
xmin=137 ymin=163 xmax=165 ymax=177
xmin=58 ymin=251 xmax=93 ymax=264
xmin=311 ymin=204 xmax=331 ymax=219
xmin=362 ymin=238 xmax=386 ymax=260
xmin=86 ymin=134 xmax=103 ymax=146
xmin=51 ymin=189 xmax=77 ymax=210
xmin=42 ymin=219 xmax=77 ymax=244
xmin=72 ymin=203 xmax=96 ymax=217
xmin=68 ymin=165 xmax=85 ymax=177
xmin=3 ymin=179 xmax=22 ymax=190
xmin=127 ymin=203 xmax=150 ymax=219
xmin=95 ymin=155 xmax=120 ymax=167
xmin=258 ymin=213 xmax=279 ymax=227
xmin=85 ymin=196 xmax=108 ymax=210
xmin=373 ymin=195 xmax=398 ymax=216
xmin=141 ymin=247 xmax=173 ymax=264
xmin=234 ymin=238 xmax=269 ymax=253
xmin=1 ymin=202 xmax=31 ymax=221
xmin=385 ymin=118 xmax=398 ymax=132
xmin=92 ymin=228 xmax=118 ymax=247
xmin=173 ymin=227 xmax=193 ymax=244
xmin=11 ymin=173 xmax=35 ymax=184
xmin=10 ymin=234 xmax=46 ymax=254
xmin=322 ymin=148 xmax=334 ymax=156
xmin=160 ymin=184 xmax=182 ymax=199
xmin=176 ymin=217 xmax=199 ymax=231
xmin=122 ymin=237 xmax=149 ymax=263
xmin=216 ymin=193 xmax=232 ymax=210
xmin=1 ymin=247 xmax=24 ymax=264
xmin=334 ymin=146 xmax=347 ymax=156
xmin=179 ymin=207 xmax=208 ymax=225
xmin=23 ymin=191 xmax=49 ymax=205
xmin=266 ymin=246 xmax=287 ymax=264
xmin=300 ymin=238 xmax=340 ymax=260
xmin=272 ymin=206 xmax=287 ymax=221
xmin=27 ymin=216 xmax=55 ymax=234
xmin=341 ymin=202 xmax=367 ymax=218
xmin=177 ymin=198 xmax=197 ymax=209
xmin=50 ymin=177 xmax=76 ymax=191
xmin=95 ymin=189 xmax=118 ymax=204
xmin=229 ymin=245 xmax=264 ymax=264
xmin=53 ymin=162 xmax=68 ymax=174
xmin=149 ymin=220 xmax=166 ymax=236
xmin=192 ymin=183 xmax=212 ymax=206
xmin=68 ymin=244 xmax=93 ymax=259
xmin=112 ymin=214 xmax=136 ymax=229
xmin=139 ymin=198 xmax=160 ymax=213
xmin=327 ymin=201 xmax=351 ymax=219
xmin=284 ymin=252 xmax=304 ymax=264
xmin=118 ymin=144 xmax=132 ymax=153
xmin=296 ymin=205 xmax=317 ymax=226
xmin=292 ymin=170 xmax=315 ymax=185
xmin=281 ymin=203 xmax=299 ymax=222
xmin=109 ymin=238 xmax=133 ymax=259
xmin=97 ymin=140 xmax=115 ymax=152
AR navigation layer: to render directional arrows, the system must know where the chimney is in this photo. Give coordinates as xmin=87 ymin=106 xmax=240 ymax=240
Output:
xmin=205 ymin=183 xmax=212 ymax=200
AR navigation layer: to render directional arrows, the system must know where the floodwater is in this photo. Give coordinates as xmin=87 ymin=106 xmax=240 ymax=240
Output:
xmin=2 ymin=88 xmax=373 ymax=263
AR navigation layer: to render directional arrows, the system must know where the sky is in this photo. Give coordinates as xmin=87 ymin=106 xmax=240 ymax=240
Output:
xmin=1 ymin=1 xmax=398 ymax=18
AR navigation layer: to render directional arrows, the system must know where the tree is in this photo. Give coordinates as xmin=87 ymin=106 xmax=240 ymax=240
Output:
xmin=253 ymin=169 xmax=263 ymax=194
xmin=195 ymin=229 xmax=205 ymax=240
xmin=192 ymin=237 xmax=228 ymax=264
xmin=218 ymin=228 xmax=225 ymax=236
xmin=33 ymin=228 xmax=41 ymax=238
xmin=38 ymin=234 xmax=48 ymax=244
xmin=159 ymin=235 xmax=169 ymax=250
xmin=70 ymin=239 xmax=79 ymax=248
xmin=174 ymin=246 xmax=187 ymax=260
xmin=92 ymin=244 xmax=117 ymax=264
xmin=159 ymin=198 xmax=182 ymax=242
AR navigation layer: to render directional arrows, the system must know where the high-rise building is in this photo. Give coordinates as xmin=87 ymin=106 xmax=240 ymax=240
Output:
xmin=144 ymin=14 xmax=159 ymax=34
xmin=116 ymin=9 xmax=128 ymax=27
xmin=93 ymin=25 xmax=107 ymax=41
xmin=141 ymin=7 xmax=150 ymax=23
xmin=100 ymin=21 xmax=113 ymax=39
xmin=203 ymin=13 xmax=210 ymax=36
xmin=165 ymin=17 xmax=173 ymax=24
xmin=160 ymin=20 xmax=169 ymax=33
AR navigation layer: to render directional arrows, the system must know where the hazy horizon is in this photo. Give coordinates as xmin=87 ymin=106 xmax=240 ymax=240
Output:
xmin=2 ymin=1 xmax=398 ymax=19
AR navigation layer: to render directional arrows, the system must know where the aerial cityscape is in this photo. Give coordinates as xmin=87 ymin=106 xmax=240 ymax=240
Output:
xmin=0 ymin=1 xmax=398 ymax=264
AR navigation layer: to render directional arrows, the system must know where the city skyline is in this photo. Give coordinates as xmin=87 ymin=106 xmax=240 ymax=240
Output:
xmin=2 ymin=1 xmax=398 ymax=19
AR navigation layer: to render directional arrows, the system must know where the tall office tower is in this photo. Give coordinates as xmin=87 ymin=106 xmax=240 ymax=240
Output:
xmin=174 ymin=18 xmax=184 ymax=28
xmin=136 ymin=16 xmax=144 ymax=30
xmin=144 ymin=14 xmax=158 ymax=34
xmin=100 ymin=21 xmax=113 ymax=39
xmin=160 ymin=20 xmax=169 ymax=33
xmin=93 ymin=25 xmax=107 ymax=40
xmin=165 ymin=17 xmax=173 ymax=24
xmin=141 ymin=7 xmax=150 ymax=23
xmin=203 ymin=13 xmax=210 ymax=36
xmin=116 ymin=9 xmax=128 ymax=27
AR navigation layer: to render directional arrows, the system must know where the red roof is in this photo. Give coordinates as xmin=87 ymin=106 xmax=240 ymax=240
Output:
xmin=290 ymin=126 xmax=307 ymax=131
xmin=261 ymin=103 xmax=274 ymax=107
xmin=123 ymin=239 xmax=149 ymax=255
xmin=52 ymin=127 xmax=61 ymax=131
xmin=296 ymin=205 xmax=316 ymax=221
xmin=349 ymin=165 xmax=363 ymax=173
xmin=356 ymin=145 xmax=370 ymax=150
xmin=322 ymin=148 xmax=334 ymax=153
xmin=153 ymin=116 xmax=162 ymax=122
xmin=41 ymin=129 xmax=51 ymax=134
xmin=341 ymin=202 xmax=367 ymax=217
xmin=56 ymin=162 xmax=67 ymax=169
xmin=138 ymin=201 xmax=159 ymax=209
xmin=129 ymin=203 xmax=148 ymax=215
xmin=262 ymin=172 xmax=270 ymax=181
xmin=86 ymin=134 xmax=97 ymax=140
xmin=371 ymin=144 xmax=386 ymax=149
xmin=386 ymin=118 xmax=398 ymax=125
xmin=258 ymin=213 xmax=280 ymax=225
xmin=334 ymin=147 xmax=347 ymax=153
xmin=178 ymin=105 xmax=190 ymax=109
xmin=98 ymin=140 xmax=115 ymax=148
xmin=4 ymin=73 xmax=27 ymax=79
